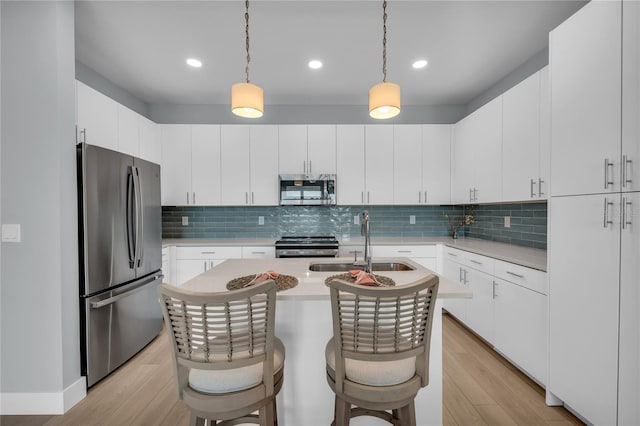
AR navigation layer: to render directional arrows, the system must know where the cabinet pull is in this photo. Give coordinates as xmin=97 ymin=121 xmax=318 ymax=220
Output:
xmin=459 ymin=267 xmax=464 ymax=283
xmin=201 ymin=251 xmax=216 ymax=254
xmin=367 ymin=192 xmax=370 ymax=204
xmin=603 ymin=197 xmax=614 ymax=228
xmin=303 ymin=160 xmax=306 ymax=174
xmin=203 ymin=261 xmax=207 ymax=272
xmin=473 ymin=188 xmax=478 ymax=201
xmin=506 ymin=271 xmax=524 ymax=278
xmin=245 ymin=192 xmax=249 ymax=204
xmin=447 ymin=252 xmax=458 ymax=257
xmin=398 ymin=250 xmax=412 ymax=253
xmin=530 ymin=179 xmax=536 ymax=198
xmin=186 ymin=192 xmax=190 ymax=204
xmin=538 ymin=178 xmax=545 ymax=197
xmin=424 ymin=191 xmax=428 ymax=204
xmin=469 ymin=259 xmax=482 ymax=265
xmin=193 ymin=192 xmax=196 ymax=204
xmin=604 ymin=158 xmax=614 ymax=189
xmin=622 ymin=197 xmax=632 ymax=229
xmin=361 ymin=192 xmax=364 ymax=203
xmin=623 ymin=155 xmax=633 ymax=187
xmin=469 ymin=188 xmax=473 ymax=202
xmin=251 ymin=192 xmax=255 ymax=204
xmin=463 ymin=269 xmax=468 ymax=284
xmin=492 ymin=281 xmax=498 ymax=299
xmin=252 ymin=251 xmax=265 ymax=254
xmin=419 ymin=192 xmax=422 ymax=203
xmin=309 ymin=160 xmax=312 ymax=174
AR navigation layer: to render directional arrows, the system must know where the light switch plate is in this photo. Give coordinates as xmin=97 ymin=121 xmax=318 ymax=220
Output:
xmin=2 ymin=224 xmax=21 ymax=242
xmin=182 ymin=216 xmax=189 ymax=226
xmin=409 ymin=215 xmax=416 ymax=225
xmin=258 ymin=216 xmax=265 ymax=225
xmin=504 ymin=216 xmax=511 ymax=228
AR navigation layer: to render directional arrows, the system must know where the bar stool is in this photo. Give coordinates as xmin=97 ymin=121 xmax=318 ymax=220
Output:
xmin=157 ymin=280 xmax=284 ymax=426
xmin=325 ymin=275 xmax=439 ymax=426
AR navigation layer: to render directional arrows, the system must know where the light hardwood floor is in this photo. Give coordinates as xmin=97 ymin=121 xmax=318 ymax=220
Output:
xmin=1 ymin=313 xmax=583 ymax=426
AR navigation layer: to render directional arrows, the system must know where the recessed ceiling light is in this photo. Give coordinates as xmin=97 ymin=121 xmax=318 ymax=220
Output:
xmin=412 ymin=59 xmax=428 ymax=69
xmin=308 ymin=60 xmax=323 ymax=69
xmin=186 ymin=58 xmax=202 ymax=68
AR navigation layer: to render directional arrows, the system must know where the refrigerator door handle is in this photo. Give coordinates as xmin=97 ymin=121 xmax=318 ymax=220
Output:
xmin=90 ymin=274 xmax=163 ymax=309
xmin=126 ymin=167 xmax=136 ymax=268
xmin=133 ymin=166 xmax=144 ymax=268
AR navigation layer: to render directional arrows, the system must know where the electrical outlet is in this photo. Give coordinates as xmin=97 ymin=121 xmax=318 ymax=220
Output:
xmin=409 ymin=215 xmax=416 ymax=225
xmin=258 ymin=216 xmax=265 ymax=225
xmin=182 ymin=216 xmax=189 ymax=226
xmin=504 ymin=216 xmax=511 ymax=228
xmin=354 ymin=215 xmax=360 ymax=225
xmin=1 ymin=224 xmax=21 ymax=242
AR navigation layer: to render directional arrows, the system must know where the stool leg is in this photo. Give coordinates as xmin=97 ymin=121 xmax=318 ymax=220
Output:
xmin=334 ymin=396 xmax=351 ymax=426
xmin=397 ymin=400 xmax=416 ymax=426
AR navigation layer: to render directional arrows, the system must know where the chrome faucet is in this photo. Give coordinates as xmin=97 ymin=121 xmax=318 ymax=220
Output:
xmin=361 ymin=210 xmax=372 ymax=273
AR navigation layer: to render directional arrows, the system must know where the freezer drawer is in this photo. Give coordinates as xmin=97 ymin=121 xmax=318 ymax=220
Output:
xmin=83 ymin=273 xmax=163 ymax=387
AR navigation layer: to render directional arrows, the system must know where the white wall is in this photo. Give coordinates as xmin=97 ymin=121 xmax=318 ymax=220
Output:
xmin=1 ymin=1 xmax=84 ymax=414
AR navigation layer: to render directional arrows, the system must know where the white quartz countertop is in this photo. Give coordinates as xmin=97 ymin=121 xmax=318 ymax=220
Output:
xmin=180 ymin=257 xmax=471 ymax=300
xmin=163 ymin=236 xmax=547 ymax=271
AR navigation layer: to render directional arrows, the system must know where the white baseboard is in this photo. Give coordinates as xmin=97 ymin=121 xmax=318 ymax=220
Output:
xmin=0 ymin=377 xmax=86 ymax=415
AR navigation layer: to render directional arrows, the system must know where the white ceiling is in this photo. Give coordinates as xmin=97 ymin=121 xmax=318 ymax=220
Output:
xmin=74 ymin=0 xmax=586 ymax=108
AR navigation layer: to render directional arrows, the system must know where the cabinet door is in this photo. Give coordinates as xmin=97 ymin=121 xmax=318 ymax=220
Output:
xmin=160 ymin=124 xmax=191 ymax=205
xmin=336 ymin=125 xmax=365 ymax=205
xmin=442 ymin=259 xmax=467 ymax=322
xmin=452 ymin=117 xmax=475 ymax=203
xmin=191 ymin=125 xmax=221 ymax=205
xmin=619 ymin=192 xmax=640 ymax=425
xmin=538 ymin=67 xmax=550 ymax=199
xmin=464 ymin=267 xmax=494 ymax=344
xmin=221 ymin=125 xmax=250 ymax=205
xmin=548 ymin=194 xmax=620 ymax=426
xmin=623 ymin=0 xmax=640 ymax=193
xmin=76 ymin=81 xmax=118 ymax=151
xmin=473 ymin=97 xmax=503 ymax=203
xmin=117 ymin=104 xmax=140 ymax=157
xmin=550 ymin=1 xmax=622 ymax=196
xmin=502 ymin=71 xmax=540 ymax=202
xmin=307 ymin=125 xmax=336 ymax=174
xmin=422 ymin=125 xmax=451 ymax=204
xmin=176 ymin=259 xmax=210 ymax=286
xmin=139 ymin=116 xmax=161 ymax=165
xmin=250 ymin=125 xmax=279 ymax=205
xmin=393 ymin=125 xmax=422 ymax=204
xmin=278 ymin=125 xmax=307 ymax=174
xmin=493 ymin=278 xmax=547 ymax=384
xmin=365 ymin=125 xmax=394 ymax=204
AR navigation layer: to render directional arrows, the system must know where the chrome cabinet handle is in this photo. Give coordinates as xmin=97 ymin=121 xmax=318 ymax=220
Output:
xmin=193 ymin=192 xmax=196 ymax=204
xmin=447 ymin=252 xmax=458 ymax=257
xmin=361 ymin=192 xmax=364 ymax=203
xmin=367 ymin=192 xmax=370 ymax=204
xmin=603 ymin=197 xmax=614 ymax=228
xmin=459 ymin=267 xmax=464 ymax=283
xmin=604 ymin=158 xmax=614 ymax=189
xmin=245 ymin=192 xmax=249 ymax=204
xmin=186 ymin=192 xmax=189 ymax=204
xmin=623 ymin=155 xmax=633 ymax=187
xmin=203 ymin=261 xmax=207 ymax=272
xmin=469 ymin=259 xmax=482 ymax=265
xmin=530 ymin=179 xmax=536 ymax=198
xmin=201 ymin=251 xmax=216 ymax=254
xmin=469 ymin=188 xmax=473 ymax=202
xmin=623 ymin=197 xmax=633 ymax=229
xmin=506 ymin=271 xmax=525 ymax=278
xmin=538 ymin=178 xmax=545 ymax=197
xmin=419 ymin=192 xmax=422 ymax=203
xmin=309 ymin=160 xmax=312 ymax=174
xmin=251 ymin=192 xmax=255 ymax=204
xmin=251 ymin=251 xmax=265 ymax=254
xmin=398 ymin=250 xmax=412 ymax=253
xmin=424 ymin=191 xmax=428 ymax=204
xmin=463 ymin=269 xmax=468 ymax=284
xmin=303 ymin=160 xmax=307 ymax=174
xmin=492 ymin=281 xmax=497 ymax=299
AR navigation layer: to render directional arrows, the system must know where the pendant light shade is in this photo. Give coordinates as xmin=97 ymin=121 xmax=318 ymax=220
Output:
xmin=232 ymin=82 xmax=263 ymax=118
xmin=369 ymin=82 xmax=400 ymax=119
xmin=231 ymin=0 xmax=263 ymax=118
xmin=369 ymin=0 xmax=400 ymax=119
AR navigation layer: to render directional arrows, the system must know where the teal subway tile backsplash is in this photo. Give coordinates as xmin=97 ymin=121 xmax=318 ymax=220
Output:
xmin=163 ymin=202 xmax=547 ymax=250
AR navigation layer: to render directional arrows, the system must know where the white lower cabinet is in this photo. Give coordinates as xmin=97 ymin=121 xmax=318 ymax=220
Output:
xmin=241 ymin=246 xmax=276 ymax=259
xmin=174 ymin=246 xmax=242 ymax=285
xmin=442 ymin=246 xmax=547 ymax=385
xmin=372 ymin=245 xmax=437 ymax=270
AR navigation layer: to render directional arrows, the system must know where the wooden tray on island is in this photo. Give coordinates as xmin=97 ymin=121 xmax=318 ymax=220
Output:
xmin=226 ymin=274 xmax=298 ymax=292
xmin=324 ymin=273 xmax=395 ymax=287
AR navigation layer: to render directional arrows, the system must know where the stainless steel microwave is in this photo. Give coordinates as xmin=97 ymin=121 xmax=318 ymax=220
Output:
xmin=279 ymin=174 xmax=336 ymax=206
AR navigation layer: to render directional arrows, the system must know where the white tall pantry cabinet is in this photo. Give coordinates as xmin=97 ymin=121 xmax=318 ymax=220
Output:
xmin=549 ymin=1 xmax=639 ymax=425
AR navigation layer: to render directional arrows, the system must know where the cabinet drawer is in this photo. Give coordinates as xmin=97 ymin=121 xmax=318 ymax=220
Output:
xmin=443 ymin=247 xmax=467 ymax=264
xmin=372 ymin=245 xmax=436 ymax=258
xmin=175 ymin=246 xmax=242 ymax=260
xmin=339 ymin=246 xmax=364 ymax=258
xmin=242 ymin=246 xmax=276 ymax=259
xmin=464 ymin=252 xmax=495 ymax=275
xmin=494 ymin=260 xmax=547 ymax=295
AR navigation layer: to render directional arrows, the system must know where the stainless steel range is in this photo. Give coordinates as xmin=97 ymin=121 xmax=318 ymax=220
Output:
xmin=275 ymin=236 xmax=339 ymax=258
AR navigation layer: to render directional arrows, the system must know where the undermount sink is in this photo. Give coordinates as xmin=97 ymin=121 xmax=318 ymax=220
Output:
xmin=308 ymin=261 xmax=415 ymax=272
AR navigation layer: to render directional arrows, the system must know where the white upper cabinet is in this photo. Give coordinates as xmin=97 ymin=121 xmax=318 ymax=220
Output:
xmin=452 ymin=115 xmax=475 ymax=203
xmin=539 ymin=67 xmax=550 ymax=199
xmin=191 ymin=125 xmax=221 ymax=206
xmin=117 ymin=104 xmax=140 ymax=157
xmin=160 ymin=124 xmax=192 ymax=205
xmin=336 ymin=125 xmax=366 ymax=205
xmin=307 ymin=125 xmax=337 ymax=174
xmin=422 ymin=125 xmax=452 ymax=204
xmin=139 ymin=115 xmax=161 ymax=165
xmin=393 ymin=125 xmax=423 ymax=204
xmin=502 ymin=70 xmax=542 ymax=201
xmin=365 ymin=125 xmax=394 ymax=204
xmin=622 ymin=0 xmax=640 ymax=193
xmin=278 ymin=125 xmax=336 ymax=174
xmin=250 ymin=125 xmax=279 ymax=205
xmin=76 ymin=81 xmax=118 ymax=151
xmin=220 ymin=125 xmax=251 ymax=205
xmin=550 ymin=0 xmax=622 ymax=196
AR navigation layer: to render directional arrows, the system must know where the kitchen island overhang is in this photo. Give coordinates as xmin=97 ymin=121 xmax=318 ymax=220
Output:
xmin=178 ymin=257 xmax=471 ymax=426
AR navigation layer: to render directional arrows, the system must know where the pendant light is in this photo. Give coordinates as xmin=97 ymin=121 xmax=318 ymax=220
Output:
xmin=232 ymin=0 xmax=263 ymax=118
xmin=369 ymin=0 xmax=400 ymax=119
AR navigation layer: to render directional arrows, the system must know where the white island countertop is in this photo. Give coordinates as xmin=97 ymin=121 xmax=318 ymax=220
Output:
xmin=181 ymin=257 xmax=471 ymax=300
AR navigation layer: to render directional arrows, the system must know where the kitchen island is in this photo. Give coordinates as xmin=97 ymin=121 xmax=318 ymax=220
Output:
xmin=181 ymin=257 xmax=471 ymax=426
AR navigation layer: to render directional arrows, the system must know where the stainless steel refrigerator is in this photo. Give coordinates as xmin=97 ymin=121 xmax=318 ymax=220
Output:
xmin=77 ymin=143 xmax=163 ymax=387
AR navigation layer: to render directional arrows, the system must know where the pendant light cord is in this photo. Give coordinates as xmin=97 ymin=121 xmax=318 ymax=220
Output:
xmin=382 ymin=0 xmax=387 ymax=83
xmin=245 ymin=0 xmax=251 ymax=84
